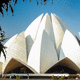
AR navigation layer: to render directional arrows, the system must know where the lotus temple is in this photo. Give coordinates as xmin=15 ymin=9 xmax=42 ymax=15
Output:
xmin=0 ymin=13 xmax=80 ymax=74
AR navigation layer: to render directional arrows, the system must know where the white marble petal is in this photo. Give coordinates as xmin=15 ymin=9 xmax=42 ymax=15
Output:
xmin=2 ymin=32 xmax=27 ymax=73
xmin=25 ymin=14 xmax=43 ymax=56
xmin=0 ymin=34 xmax=17 ymax=63
xmin=28 ymin=30 xmax=58 ymax=73
xmin=60 ymin=30 xmax=80 ymax=68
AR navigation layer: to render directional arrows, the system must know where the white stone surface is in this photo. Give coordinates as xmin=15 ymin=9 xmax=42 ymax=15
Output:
xmin=4 ymin=34 xmax=18 ymax=48
xmin=25 ymin=14 xmax=43 ymax=41
xmin=28 ymin=30 xmax=58 ymax=73
xmin=0 ymin=34 xmax=17 ymax=63
xmin=25 ymin=14 xmax=43 ymax=56
xmin=1 ymin=13 xmax=80 ymax=74
xmin=53 ymin=14 xmax=73 ymax=33
xmin=40 ymin=31 xmax=58 ymax=73
xmin=50 ymin=57 xmax=80 ymax=73
xmin=51 ymin=13 xmax=64 ymax=49
xmin=36 ymin=13 xmax=55 ymax=45
xmin=4 ymin=58 xmax=37 ymax=73
xmin=60 ymin=30 xmax=80 ymax=68
xmin=28 ymin=13 xmax=58 ymax=73
xmin=51 ymin=13 xmax=74 ymax=58
xmin=36 ymin=13 xmax=55 ymax=47
xmin=3 ymin=32 xmax=27 ymax=73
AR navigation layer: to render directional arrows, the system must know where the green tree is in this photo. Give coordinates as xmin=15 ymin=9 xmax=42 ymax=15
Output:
xmin=0 ymin=26 xmax=8 ymax=60
xmin=0 ymin=0 xmax=53 ymax=16
xmin=0 ymin=0 xmax=70 ymax=16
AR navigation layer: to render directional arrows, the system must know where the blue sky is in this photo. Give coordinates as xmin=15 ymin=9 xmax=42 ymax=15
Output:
xmin=0 ymin=0 xmax=80 ymax=41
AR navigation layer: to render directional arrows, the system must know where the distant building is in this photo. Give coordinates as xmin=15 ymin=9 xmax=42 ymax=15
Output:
xmin=0 ymin=13 xmax=80 ymax=74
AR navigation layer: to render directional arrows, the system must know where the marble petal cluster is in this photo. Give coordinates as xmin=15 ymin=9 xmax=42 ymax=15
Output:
xmin=1 ymin=13 xmax=80 ymax=74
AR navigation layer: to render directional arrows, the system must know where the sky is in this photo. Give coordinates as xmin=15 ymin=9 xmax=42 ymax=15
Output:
xmin=0 ymin=0 xmax=80 ymax=42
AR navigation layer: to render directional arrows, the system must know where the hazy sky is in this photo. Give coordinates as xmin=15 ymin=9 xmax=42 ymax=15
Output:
xmin=0 ymin=0 xmax=80 ymax=41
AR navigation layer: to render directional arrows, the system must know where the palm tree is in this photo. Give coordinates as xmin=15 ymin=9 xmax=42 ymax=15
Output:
xmin=0 ymin=0 xmax=51 ymax=16
xmin=0 ymin=42 xmax=6 ymax=59
xmin=0 ymin=26 xmax=8 ymax=60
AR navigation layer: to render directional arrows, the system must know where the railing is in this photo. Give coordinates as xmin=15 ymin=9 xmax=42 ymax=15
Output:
xmin=0 ymin=73 xmax=80 ymax=80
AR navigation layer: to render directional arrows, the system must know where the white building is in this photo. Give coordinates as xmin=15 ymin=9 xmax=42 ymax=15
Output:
xmin=0 ymin=13 xmax=80 ymax=74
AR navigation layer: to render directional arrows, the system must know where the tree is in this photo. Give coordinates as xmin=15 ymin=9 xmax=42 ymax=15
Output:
xmin=0 ymin=0 xmax=70 ymax=16
xmin=0 ymin=0 xmax=54 ymax=16
xmin=0 ymin=26 xmax=8 ymax=60
xmin=0 ymin=0 xmax=14 ymax=16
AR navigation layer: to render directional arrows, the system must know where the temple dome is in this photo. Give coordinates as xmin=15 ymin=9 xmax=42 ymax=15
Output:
xmin=1 ymin=13 xmax=80 ymax=74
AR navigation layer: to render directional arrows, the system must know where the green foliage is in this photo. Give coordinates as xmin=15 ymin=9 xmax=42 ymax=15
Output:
xmin=0 ymin=26 xmax=8 ymax=60
xmin=0 ymin=0 xmax=69 ymax=16
xmin=59 ymin=76 xmax=64 ymax=80
xmin=0 ymin=0 xmax=13 ymax=16
xmin=0 ymin=0 xmax=48 ymax=16
xmin=52 ymin=76 xmax=66 ymax=80
xmin=0 ymin=0 xmax=25 ymax=16
xmin=16 ymin=76 xmax=20 ymax=80
xmin=52 ymin=76 xmax=59 ymax=80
